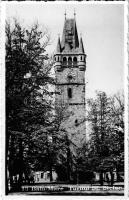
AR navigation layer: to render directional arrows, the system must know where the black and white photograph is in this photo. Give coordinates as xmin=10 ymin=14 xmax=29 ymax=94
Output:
xmin=1 ymin=1 xmax=127 ymax=196
xmin=1 ymin=0 xmax=127 ymax=2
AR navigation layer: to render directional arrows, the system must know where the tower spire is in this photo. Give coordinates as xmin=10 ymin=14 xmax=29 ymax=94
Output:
xmin=61 ymin=12 xmax=79 ymax=51
xmin=56 ymin=35 xmax=61 ymax=53
xmin=79 ymin=36 xmax=85 ymax=53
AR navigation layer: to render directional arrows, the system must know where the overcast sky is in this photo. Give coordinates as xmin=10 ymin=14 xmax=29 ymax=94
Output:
xmin=6 ymin=2 xmax=124 ymax=98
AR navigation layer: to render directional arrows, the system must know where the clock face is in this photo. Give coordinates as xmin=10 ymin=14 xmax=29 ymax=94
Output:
xmin=67 ymin=70 xmax=76 ymax=81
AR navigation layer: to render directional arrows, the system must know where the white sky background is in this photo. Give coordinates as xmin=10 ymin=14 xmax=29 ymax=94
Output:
xmin=6 ymin=2 xmax=124 ymax=98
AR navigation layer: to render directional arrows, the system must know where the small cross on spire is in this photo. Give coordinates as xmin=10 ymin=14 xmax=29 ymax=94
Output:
xmin=74 ymin=9 xmax=76 ymax=19
xmin=64 ymin=10 xmax=67 ymax=20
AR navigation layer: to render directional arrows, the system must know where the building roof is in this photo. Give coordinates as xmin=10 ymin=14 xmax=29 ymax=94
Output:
xmin=56 ymin=36 xmax=61 ymax=53
xmin=55 ymin=16 xmax=85 ymax=55
xmin=61 ymin=18 xmax=79 ymax=51
xmin=79 ymin=37 xmax=85 ymax=54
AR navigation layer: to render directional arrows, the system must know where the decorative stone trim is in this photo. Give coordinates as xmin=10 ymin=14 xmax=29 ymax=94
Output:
xmin=55 ymin=83 xmax=85 ymax=85
xmin=69 ymin=103 xmax=85 ymax=105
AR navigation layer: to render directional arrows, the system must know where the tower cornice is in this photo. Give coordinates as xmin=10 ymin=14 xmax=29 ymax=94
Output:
xmin=54 ymin=52 xmax=86 ymax=56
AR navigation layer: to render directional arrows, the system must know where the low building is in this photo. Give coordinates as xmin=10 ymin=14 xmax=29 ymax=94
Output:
xmin=33 ymin=170 xmax=58 ymax=183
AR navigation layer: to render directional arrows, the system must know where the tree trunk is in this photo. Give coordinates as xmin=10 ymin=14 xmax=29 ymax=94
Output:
xmin=99 ymin=171 xmax=103 ymax=186
xmin=116 ymin=171 xmax=120 ymax=182
xmin=18 ymin=139 xmax=23 ymax=191
xmin=116 ymin=165 xmax=120 ymax=182
xmin=66 ymin=144 xmax=71 ymax=182
xmin=49 ymin=164 xmax=53 ymax=182
xmin=7 ymin=134 xmax=15 ymax=193
xmin=110 ymin=171 xmax=114 ymax=186
xmin=76 ymin=166 xmax=79 ymax=184
xmin=5 ymin=132 xmax=10 ymax=195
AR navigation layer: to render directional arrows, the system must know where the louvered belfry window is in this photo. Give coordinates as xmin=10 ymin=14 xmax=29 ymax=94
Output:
xmin=68 ymin=57 xmax=72 ymax=66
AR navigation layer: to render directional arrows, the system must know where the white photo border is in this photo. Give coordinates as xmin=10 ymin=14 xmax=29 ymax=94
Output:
xmin=0 ymin=1 xmax=128 ymax=200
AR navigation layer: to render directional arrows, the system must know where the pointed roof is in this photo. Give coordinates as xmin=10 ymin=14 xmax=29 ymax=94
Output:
xmin=55 ymin=14 xmax=86 ymax=55
xmin=56 ymin=36 xmax=61 ymax=53
xmin=79 ymin=37 xmax=85 ymax=54
xmin=61 ymin=18 xmax=79 ymax=52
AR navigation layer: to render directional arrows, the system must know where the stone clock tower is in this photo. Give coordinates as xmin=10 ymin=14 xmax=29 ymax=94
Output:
xmin=54 ymin=13 xmax=86 ymax=148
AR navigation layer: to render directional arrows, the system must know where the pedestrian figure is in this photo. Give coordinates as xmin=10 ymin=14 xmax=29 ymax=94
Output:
xmin=106 ymin=174 xmax=110 ymax=185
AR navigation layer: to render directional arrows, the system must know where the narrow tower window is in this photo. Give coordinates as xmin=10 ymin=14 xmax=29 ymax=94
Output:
xmin=68 ymin=57 xmax=72 ymax=66
xmin=68 ymin=88 xmax=72 ymax=98
xmin=73 ymin=57 xmax=77 ymax=66
xmin=63 ymin=57 xmax=67 ymax=65
xmin=75 ymin=119 xmax=78 ymax=126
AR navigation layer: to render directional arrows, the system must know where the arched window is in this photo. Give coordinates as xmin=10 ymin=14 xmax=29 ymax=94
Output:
xmin=68 ymin=57 xmax=72 ymax=66
xmin=73 ymin=57 xmax=77 ymax=66
xmin=81 ymin=56 xmax=82 ymax=61
xmin=75 ymin=119 xmax=78 ymax=126
xmin=63 ymin=57 xmax=67 ymax=66
xmin=68 ymin=88 xmax=72 ymax=98
xmin=55 ymin=57 xmax=56 ymax=61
